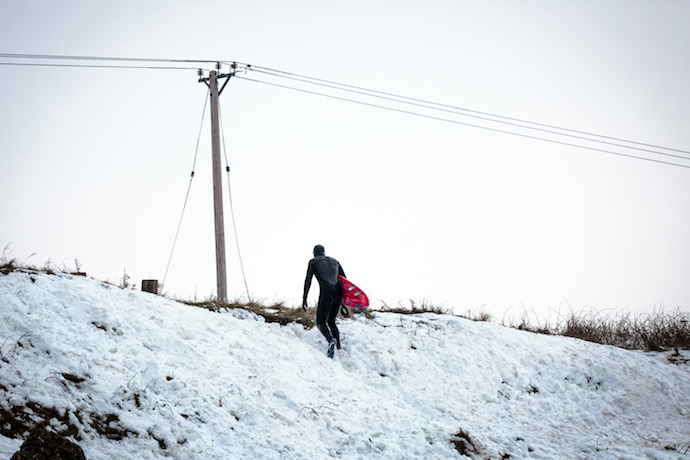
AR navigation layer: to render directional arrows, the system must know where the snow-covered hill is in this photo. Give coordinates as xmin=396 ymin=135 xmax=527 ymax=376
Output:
xmin=1 ymin=271 xmax=688 ymax=459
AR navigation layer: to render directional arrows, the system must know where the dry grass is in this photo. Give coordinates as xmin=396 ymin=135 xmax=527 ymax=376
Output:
xmin=181 ymin=298 xmax=316 ymax=328
xmin=379 ymin=300 xmax=493 ymax=324
xmin=502 ymin=306 xmax=690 ymax=351
xmin=379 ymin=299 xmax=452 ymax=316
xmin=1 ymin=245 xmax=86 ymax=277
xmin=457 ymin=308 xmax=493 ymax=323
xmin=181 ymin=298 xmax=374 ymax=329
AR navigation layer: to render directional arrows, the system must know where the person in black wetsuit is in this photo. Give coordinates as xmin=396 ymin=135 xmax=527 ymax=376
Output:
xmin=302 ymin=244 xmax=346 ymax=358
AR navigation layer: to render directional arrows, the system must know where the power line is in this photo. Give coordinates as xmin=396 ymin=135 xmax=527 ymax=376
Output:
xmin=247 ymin=67 xmax=690 ymax=162
xmin=0 ymin=61 xmax=203 ymax=71
xmin=0 ymin=52 xmax=221 ymax=71
xmin=0 ymin=52 xmax=219 ymax=64
xmin=246 ymin=64 xmax=690 ymax=157
xmin=234 ymin=75 xmax=690 ymax=170
xmin=3 ymin=52 xmax=688 ymax=168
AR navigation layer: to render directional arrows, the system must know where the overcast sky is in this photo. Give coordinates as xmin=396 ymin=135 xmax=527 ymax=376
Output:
xmin=1 ymin=0 xmax=689 ymax=320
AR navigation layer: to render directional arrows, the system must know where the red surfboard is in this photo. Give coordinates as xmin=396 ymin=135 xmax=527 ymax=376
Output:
xmin=338 ymin=275 xmax=369 ymax=309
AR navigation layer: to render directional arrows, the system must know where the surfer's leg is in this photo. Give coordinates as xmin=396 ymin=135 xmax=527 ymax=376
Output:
xmin=316 ymin=292 xmax=333 ymax=342
xmin=327 ymin=292 xmax=341 ymax=349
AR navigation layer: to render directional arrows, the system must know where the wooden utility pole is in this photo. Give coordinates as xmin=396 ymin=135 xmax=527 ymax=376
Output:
xmin=199 ymin=64 xmax=235 ymax=302
xmin=209 ymin=70 xmax=227 ymax=302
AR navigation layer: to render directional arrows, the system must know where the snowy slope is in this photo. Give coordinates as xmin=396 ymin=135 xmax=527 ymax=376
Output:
xmin=1 ymin=271 xmax=689 ymax=459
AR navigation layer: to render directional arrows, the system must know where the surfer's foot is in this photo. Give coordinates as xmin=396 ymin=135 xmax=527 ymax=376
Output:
xmin=327 ymin=339 xmax=337 ymax=358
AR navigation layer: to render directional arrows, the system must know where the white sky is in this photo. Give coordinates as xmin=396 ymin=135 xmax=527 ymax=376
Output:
xmin=1 ymin=0 xmax=689 ymax=319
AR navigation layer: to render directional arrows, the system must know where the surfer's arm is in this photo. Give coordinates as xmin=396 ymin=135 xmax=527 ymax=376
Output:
xmin=338 ymin=264 xmax=346 ymax=279
xmin=302 ymin=261 xmax=314 ymax=309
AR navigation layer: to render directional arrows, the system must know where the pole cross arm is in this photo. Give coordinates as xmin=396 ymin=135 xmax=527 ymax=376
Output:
xmin=218 ymin=73 xmax=232 ymax=95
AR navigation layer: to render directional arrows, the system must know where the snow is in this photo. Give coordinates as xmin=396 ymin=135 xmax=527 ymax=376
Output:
xmin=1 ymin=271 xmax=689 ymax=459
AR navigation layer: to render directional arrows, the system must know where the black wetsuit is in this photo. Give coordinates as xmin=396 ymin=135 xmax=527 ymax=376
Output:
xmin=303 ymin=248 xmax=346 ymax=347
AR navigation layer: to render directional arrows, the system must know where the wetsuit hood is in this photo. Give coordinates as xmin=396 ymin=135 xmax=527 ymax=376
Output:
xmin=313 ymin=244 xmax=325 ymax=256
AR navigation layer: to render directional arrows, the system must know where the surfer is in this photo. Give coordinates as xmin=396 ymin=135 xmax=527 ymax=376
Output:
xmin=302 ymin=244 xmax=346 ymax=358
